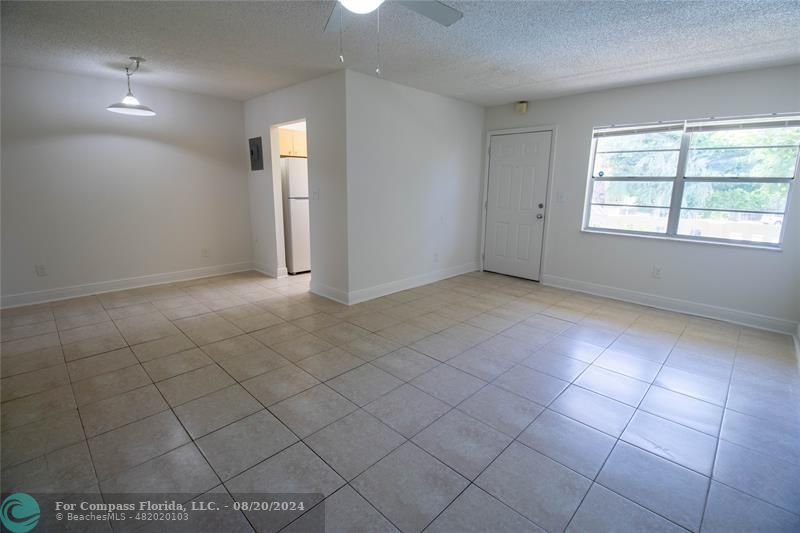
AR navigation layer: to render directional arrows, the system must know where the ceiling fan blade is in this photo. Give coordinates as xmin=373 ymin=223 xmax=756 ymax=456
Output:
xmin=324 ymin=3 xmax=344 ymax=33
xmin=396 ymin=1 xmax=463 ymax=26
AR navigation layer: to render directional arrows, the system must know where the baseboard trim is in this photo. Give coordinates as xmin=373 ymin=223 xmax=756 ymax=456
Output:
xmin=1 ymin=262 xmax=255 ymax=309
xmin=347 ymin=262 xmax=480 ymax=305
xmin=277 ymin=267 xmax=289 ymax=278
xmin=540 ymin=274 xmax=799 ymax=335
xmin=310 ymin=281 xmax=350 ymax=305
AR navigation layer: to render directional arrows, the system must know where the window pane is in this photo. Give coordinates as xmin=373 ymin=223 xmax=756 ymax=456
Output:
xmin=593 ymin=151 xmax=679 ymax=177
xmin=681 ymin=182 xmax=790 ymax=213
xmin=588 ymin=205 xmax=669 ymax=233
xmin=593 ymin=131 xmax=681 ymax=178
xmin=689 ymin=127 xmax=800 ymax=148
xmin=686 ymin=127 xmax=800 ymax=178
xmin=686 ymin=147 xmax=798 ymax=178
xmin=677 ymin=210 xmax=783 ymax=244
xmin=592 ymin=181 xmax=673 ymax=207
xmin=596 ymin=131 xmax=682 ymax=152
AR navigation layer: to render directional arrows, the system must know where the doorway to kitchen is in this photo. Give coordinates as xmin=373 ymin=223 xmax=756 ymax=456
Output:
xmin=276 ymin=120 xmax=310 ymax=276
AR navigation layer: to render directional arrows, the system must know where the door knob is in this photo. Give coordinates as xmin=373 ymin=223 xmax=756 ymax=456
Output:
xmin=538 ymin=203 xmax=544 ymax=208
xmin=536 ymin=214 xmax=544 ymax=219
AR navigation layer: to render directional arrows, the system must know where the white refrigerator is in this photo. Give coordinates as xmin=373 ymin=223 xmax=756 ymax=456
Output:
xmin=281 ymin=157 xmax=311 ymax=274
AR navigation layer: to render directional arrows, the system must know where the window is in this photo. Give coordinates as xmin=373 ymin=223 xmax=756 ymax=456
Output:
xmin=583 ymin=115 xmax=799 ymax=247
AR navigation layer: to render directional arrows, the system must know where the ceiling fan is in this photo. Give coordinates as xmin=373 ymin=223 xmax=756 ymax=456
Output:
xmin=324 ymin=0 xmax=464 ymax=32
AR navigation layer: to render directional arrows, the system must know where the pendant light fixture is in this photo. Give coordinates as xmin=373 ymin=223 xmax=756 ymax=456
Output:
xmin=106 ymin=57 xmax=156 ymax=117
xmin=339 ymin=0 xmax=383 ymax=15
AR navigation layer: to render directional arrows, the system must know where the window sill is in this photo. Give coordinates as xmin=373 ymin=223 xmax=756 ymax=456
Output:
xmin=580 ymin=228 xmax=783 ymax=252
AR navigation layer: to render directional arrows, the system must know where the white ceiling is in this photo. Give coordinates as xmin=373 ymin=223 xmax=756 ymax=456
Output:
xmin=2 ymin=1 xmax=799 ymax=106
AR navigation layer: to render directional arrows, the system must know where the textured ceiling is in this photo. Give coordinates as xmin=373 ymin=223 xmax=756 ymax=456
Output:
xmin=2 ymin=1 xmax=799 ymax=105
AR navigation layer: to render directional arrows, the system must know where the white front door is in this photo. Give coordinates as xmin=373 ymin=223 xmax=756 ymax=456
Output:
xmin=484 ymin=131 xmax=552 ymax=281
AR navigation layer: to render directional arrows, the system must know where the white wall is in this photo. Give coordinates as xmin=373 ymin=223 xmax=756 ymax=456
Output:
xmin=345 ymin=71 xmax=484 ymax=301
xmin=244 ymin=71 xmax=349 ymax=301
xmin=486 ymin=65 xmax=800 ymax=332
xmin=1 ymin=66 xmax=252 ymax=306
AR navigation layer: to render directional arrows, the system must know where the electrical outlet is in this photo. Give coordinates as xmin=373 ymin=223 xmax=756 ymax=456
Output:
xmin=201 ymin=248 xmax=209 ymax=258
xmin=652 ymin=266 xmax=662 ymax=279
xmin=34 ymin=264 xmax=47 ymax=277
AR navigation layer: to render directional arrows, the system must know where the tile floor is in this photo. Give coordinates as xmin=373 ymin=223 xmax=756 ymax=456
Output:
xmin=1 ymin=271 xmax=799 ymax=532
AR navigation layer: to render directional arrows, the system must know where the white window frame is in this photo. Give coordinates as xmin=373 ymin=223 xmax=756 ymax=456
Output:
xmin=582 ymin=114 xmax=800 ymax=250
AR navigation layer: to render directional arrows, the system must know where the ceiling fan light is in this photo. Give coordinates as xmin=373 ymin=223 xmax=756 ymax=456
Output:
xmin=106 ymin=57 xmax=156 ymax=117
xmin=339 ymin=0 xmax=384 ymax=15
xmin=120 ymin=93 xmax=141 ymax=106
xmin=107 ymin=91 xmax=156 ymax=116
xmin=106 ymin=102 xmax=157 ymax=116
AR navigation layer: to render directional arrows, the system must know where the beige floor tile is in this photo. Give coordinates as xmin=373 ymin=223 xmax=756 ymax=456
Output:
xmin=200 ymin=333 xmax=264 ymax=361
xmin=1 ymin=441 xmax=96 ymax=494
xmin=427 ymin=485 xmax=541 ymax=533
xmin=271 ymin=332 xmax=335 ymax=362
xmin=79 ymin=384 xmax=169 ymax=437
xmin=306 ymin=410 xmax=406 ymax=480
xmin=341 ymin=333 xmax=401 ymax=361
xmin=2 ymin=320 xmax=57 ymax=342
xmin=1 ymin=409 xmax=85 ymax=467
xmin=131 ymin=333 xmax=195 ymax=362
xmin=72 ymin=364 xmax=152 ymax=406
xmin=476 ymin=442 xmax=591 ymax=532
xmin=269 ymin=384 xmax=357 ymax=437
xmin=241 ymin=364 xmax=319 ymax=406
xmin=156 ymin=363 xmax=235 ymax=407
xmin=173 ymin=313 xmax=244 ymax=345
xmin=67 ymin=347 xmax=138 ymax=382
xmin=1 ymin=384 xmax=76 ymax=430
xmin=327 ymin=364 xmax=403 ymax=406
xmin=519 ymin=409 xmax=615 ymax=479
xmin=100 ymin=443 xmax=218 ymax=498
xmin=174 ymin=384 xmax=261 ymax=439
xmin=114 ymin=312 xmax=180 ymax=345
xmin=88 ymin=410 xmax=190 ymax=480
xmin=413 ymin=410 xmax=511 ymax=480
xmin=597 ymin=442 xmax=708 ymax=532
xmin=197 ymin=410 xmax=297 ymax=481
xmin=377 ymin=322 xmax=432 ymax=345
xmin=351 ymin=442 xmax=468 ymax=533
xmin=568 ymin=484 xmax=685 ymax=533
xmin=373 ymin=347 xmax=440 ymax=381
xmin=225 ymin=442 xmax=344 ymax=532
xmin=1 ymin=345 xmax=64 ymax=378
xmin=58 ymin=320 xmax=118 ymax=345
xmin=458 ymin=385 xmax=544 ymax=438
xmin=142 ymin=347 xmax=213 ymax=381
xmin=296 ymin=347 xmax=364 ymax=381
xmin=1 ymin=363 xmax=70 ymax=402
xmin=493 ymin=365 xmax=569 ymax=406
xmin=411 ymin=364 xmax=486 ymax=406
xmin=1 ymin=332 xmax=61 ymax=357
xmin=282 ymin=485 xmax=398 ymax=533
xmin=62 ymin=331 xmax=128 ymax=361
xmin=365 ymin=384 xmax=450 ymax=438
xmin=217 ymin=348 xmax=289 ymax=380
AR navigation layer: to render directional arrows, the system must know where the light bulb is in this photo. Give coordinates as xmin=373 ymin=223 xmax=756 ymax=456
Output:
xmin=339 ymin=0 xmax=384 ymax=15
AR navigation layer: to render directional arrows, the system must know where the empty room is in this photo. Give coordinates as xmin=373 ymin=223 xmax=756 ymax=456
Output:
xmin=1 ymin=1 xmax=799 ymax=532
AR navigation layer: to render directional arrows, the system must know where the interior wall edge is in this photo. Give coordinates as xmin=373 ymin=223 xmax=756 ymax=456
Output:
xmin=0 ymin=261 xmax=255 ymax=309
xmin=540 ymin=273 xmax=799 ymax=335
xmin=309 ymin=280 xmax=350 ymax=306
xmin=346 ymin=261 xmax=480 ymax=306
xmin=794 ymin=324 xmax=800 ymax=372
